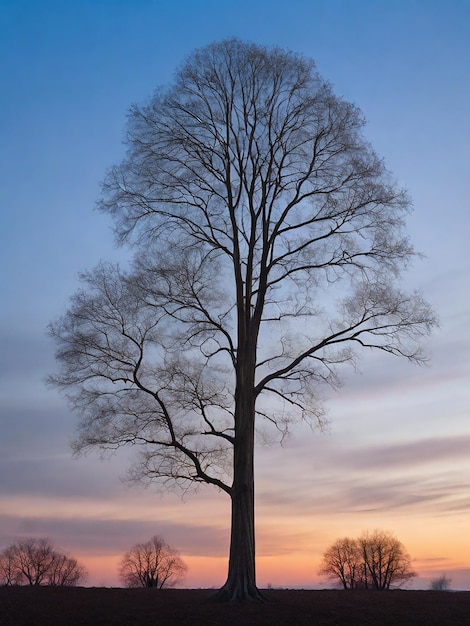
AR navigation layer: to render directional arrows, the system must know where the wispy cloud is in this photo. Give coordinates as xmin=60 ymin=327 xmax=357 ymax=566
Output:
xmin=0 ymin=513 xmax=229 ymax=557
xmin=0 ymin=454 xmax=129 ymax=499
xmin=254 ymin=430 xmax=470 ymax=519
xmin=336 ymin=435 xmax=470 ymax=471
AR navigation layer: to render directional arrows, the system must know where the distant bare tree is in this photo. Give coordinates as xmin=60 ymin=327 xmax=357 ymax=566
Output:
xmin=1 ymin=538 xmax=87 ymax=587
xmin=357 ymin=530 xmax=416 ymax=590
xmin=10 ymin=538 xmax=56 ymax=586
xmin=319 ymin=537 xmax=360 ymax=589
xmin=118 ymin=535 xmax=187 ymax=588
xmin=49 ymin=39 xmax=436 ymax=600
xmin=0 ymin=546 xmax=24 ymax=586
xmin=321 ymin=530 xmax=416 ymax=590
xmin=430 ymin=574 xmax=452 ymax=591
xmin=47 ymin=552 xmax=88 ymax=587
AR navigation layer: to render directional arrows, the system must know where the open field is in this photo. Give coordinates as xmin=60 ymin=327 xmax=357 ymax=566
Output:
xmin=1 ymin=587 xmax=470 ymax=625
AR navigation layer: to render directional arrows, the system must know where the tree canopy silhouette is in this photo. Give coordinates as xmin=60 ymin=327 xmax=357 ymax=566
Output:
xmin=118 ymin=535 xmax=187 ymax=588
xmin=49 ymin=39 xmax=436 ymax=601
xmin=0 ymin=538 xmax=87 ymax=587
xmin=320 ymin=530 xmax=416 ymax=589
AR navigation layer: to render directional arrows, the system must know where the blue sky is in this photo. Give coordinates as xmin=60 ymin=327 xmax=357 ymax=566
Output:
xmin=1 ymin=0 xmax=469 ymax=588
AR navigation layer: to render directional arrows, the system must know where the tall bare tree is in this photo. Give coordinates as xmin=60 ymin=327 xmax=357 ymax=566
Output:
xmin=49 ymin=39 xmax=436 ymax=600
xmin=118 ymin=535 xmax=187 ymax=588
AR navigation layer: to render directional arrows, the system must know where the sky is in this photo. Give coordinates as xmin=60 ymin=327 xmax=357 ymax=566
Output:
xmin=1 ymin=0 xmax=469 ymax=590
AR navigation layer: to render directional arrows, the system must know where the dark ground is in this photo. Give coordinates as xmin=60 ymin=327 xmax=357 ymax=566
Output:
xmin=1 ymin=587 xmax=469 ymax=625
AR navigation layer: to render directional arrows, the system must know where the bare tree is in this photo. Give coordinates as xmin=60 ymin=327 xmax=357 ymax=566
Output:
xmin=48 ymin=39 xmax=436 ymax=600
xmin=319 ymin=537 xmax=360 ymax=589
xmin=118 ymin=535 xmax=187 ymax=588
xmin=47 ymin=552 xmax=88 ymax=587
xmin=430 ymin=574 xmax=452 ymax=591
xmin=358 ymin=530 xmax=416 ymax=589
xmin=10 ymin=538 xmax=56 ymax=586
xmin=321 ymin=530 xmax=416 ymax=590
xmin=0 ymin=538 xmax=87 ymax=587
xmin=0 ymin=546 xmax=24 ymax=586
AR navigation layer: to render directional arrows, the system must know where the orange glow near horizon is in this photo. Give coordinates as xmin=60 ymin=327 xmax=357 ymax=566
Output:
xmin=3 ymin=422 xmax=470 ymax=592
xmin=75 ymin=509 xmax=470 ymax=590
xmin=79 ymin=546 xmax=470 ymax=591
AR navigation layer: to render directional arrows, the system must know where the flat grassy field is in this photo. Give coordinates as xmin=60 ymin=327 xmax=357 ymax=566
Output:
xmin=1 ymin=587 xmax=469 ymax=625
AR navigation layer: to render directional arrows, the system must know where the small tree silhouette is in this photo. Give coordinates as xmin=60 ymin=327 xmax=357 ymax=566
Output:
xmin=0 ymin=538 xmax=87 ymax=586
xmin=320 ymin=530 xmax=416 ymax=590
xmin=118 ymin=535 xmax=187 ymax=588
xmin=430 ymin=575 xmax=452 ymax=591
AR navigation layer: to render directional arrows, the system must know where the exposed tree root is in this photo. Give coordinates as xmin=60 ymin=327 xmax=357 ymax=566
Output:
xmin=210 ymin=582 xmax=266 ymax=603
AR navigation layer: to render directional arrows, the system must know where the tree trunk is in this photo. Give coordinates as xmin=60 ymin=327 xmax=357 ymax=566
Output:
xmin=213 ymin=364 xmax=264 ymax=602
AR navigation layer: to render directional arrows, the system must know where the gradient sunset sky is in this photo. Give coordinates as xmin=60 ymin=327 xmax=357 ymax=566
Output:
xmin=1 ymin=0 xmax=469 ymax=589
